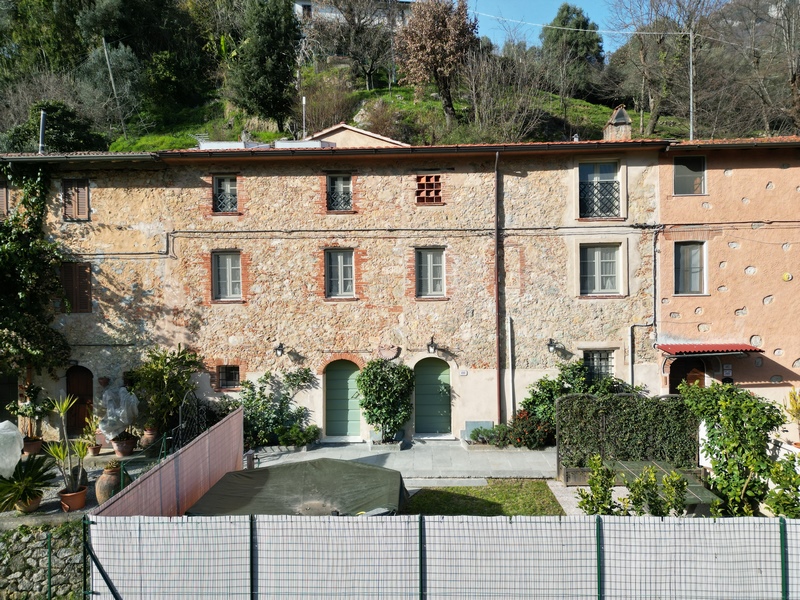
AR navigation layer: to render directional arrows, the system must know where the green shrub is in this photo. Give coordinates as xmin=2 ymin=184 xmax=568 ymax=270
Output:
xmin=356 ymin=359 xmax=414 ymax=442
xmin=764 ymin=454 xmax=800 ymax=518
xmin=576 ymin=455 xmax=625 ymax=515
xmin=238 ymin=368 xmax=316 ymax=448
xmin=507 ymin=409 xmax=553 ymax=449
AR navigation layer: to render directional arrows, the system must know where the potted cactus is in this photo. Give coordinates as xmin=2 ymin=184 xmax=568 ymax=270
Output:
xmin=45 ymin=395 xmax=89 ymax=511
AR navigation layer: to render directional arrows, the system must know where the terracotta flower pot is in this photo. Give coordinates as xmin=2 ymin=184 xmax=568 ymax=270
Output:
xmin=59 ymin=486 xmax=88 ymax=512
xmin=14 ymin=495 xmax=42 ymax=513
xmin=112 ymin=438 xmax=137 ymax=457
xmin=88 ymin=444 xmax=102 ymax=456
xmin=95 ymin=467 xmax=132 ymax=504
xmin=139 ymin=428 xmax=159 ymax=449
xmin=22 ymin=438 xmax=43 ymax=456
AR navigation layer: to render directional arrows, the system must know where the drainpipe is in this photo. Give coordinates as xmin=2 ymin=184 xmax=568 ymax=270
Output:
xmin=629 ymin=226 xmax=662 ymax=386
xmin=494 ymin=151 xmax=502 ymax=424
xmin=38 ymin=111 xmax=46 ymax=155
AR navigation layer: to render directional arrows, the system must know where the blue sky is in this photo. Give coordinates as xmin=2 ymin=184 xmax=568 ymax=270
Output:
xmin=471 ymin=0 xmax=625 ymax=54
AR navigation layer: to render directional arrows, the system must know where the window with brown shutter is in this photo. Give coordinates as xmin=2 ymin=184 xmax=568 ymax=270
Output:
xmin=62 ymin=179 xmax=89 ymax=220
xmin=60 ymin=262 xmax=92 ymax=313
xmin=0 ymin=181 xmax=7 ymax=220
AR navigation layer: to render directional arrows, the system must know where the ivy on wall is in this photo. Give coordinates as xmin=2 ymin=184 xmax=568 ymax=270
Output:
xmin=0 ymin=164 xmax=70 ymax=377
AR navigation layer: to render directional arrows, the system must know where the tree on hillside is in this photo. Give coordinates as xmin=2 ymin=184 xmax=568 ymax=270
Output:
xmin=395 ymin=0 xmax=478 ymax=127
xmin=541 ymin=3 xmax=604 ymax=109
xmin=228 ymin=0 xmax=301 ymax=131
xmin=6 ymin=101 xmax=106 ymax=153
xmin=305 ymin=0 xmax=395 ymax=90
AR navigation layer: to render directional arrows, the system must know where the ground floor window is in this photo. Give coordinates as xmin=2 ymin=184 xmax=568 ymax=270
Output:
xmin=584 ymin=350 xmax=613 ymax=383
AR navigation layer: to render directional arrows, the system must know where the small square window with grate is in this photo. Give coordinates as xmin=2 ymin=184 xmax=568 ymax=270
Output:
xmin=416 ymin=174 xmax=442 ymax=204
xmin=217 ymin=365 xmax=240 ymax=388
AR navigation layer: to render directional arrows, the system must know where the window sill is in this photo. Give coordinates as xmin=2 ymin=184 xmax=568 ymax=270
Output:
xmin=326 ymin=210 xmax=357 ymax=214
xmin=673 ymin=292 xmax=709 ymax=297
xmin=324 ymin=297 xmax=359 ymax=302
xmin=671 ymin=193 xmax=708 ymax=197
xmin=415 ymin=296 xmax=450 ymax=302
xmin=211 ymin=212 xmax=242 ymax=216
xmin=415 ymin=202 xmax=445 ymax=207
xmin=214 ymin=387 xmax=242 ymax=393
xmin=63 ymin=218 xmax=91 ymax=222
xmin=577 ymin=217 xmax=625 ymax=222
xmin=211 ymin=299 xmax=246 ymax=304
xmin=578 ymin=294 xmax=625 ymax=299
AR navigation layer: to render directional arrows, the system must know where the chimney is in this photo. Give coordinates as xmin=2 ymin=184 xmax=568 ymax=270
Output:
xmin=603 ymin=105 xmax=632 ymax=141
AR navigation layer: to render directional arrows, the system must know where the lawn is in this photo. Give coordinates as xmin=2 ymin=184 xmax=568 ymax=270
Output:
xmin=402 ymin=479 xmax=565 ymax=517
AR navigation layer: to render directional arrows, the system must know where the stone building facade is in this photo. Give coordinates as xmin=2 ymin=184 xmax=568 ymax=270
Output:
xmin=7 ymin=131 xmax=798 ymax=442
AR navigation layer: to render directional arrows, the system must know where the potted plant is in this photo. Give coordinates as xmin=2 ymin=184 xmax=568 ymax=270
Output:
xmin=82 ymin=413 xmax=102 ymax=456
xmin=0 ymin=454 xmax=55 ymax=513
xmin=5 ymin=383 xmax=47 ymax=455
xmin=45 ymin=395 xmax=89 ymax=511
xmin=139 ymin=420 xmax=160 ymax=449
xmin=95 ymin=458 xmax=131 ymax=504
xmin=110 ymin=430 xmax=138 ymax=457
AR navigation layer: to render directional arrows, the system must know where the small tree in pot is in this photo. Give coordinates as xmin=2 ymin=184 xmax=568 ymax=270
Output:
xmin=356 ymin=359 xmax=414 ymax=443
xmin=45 ymin=395 xmax=89 ymax=511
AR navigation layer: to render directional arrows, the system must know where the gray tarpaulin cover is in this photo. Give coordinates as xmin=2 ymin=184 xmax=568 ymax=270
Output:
xmin=185 ymin=458 xmax=408 ymax=516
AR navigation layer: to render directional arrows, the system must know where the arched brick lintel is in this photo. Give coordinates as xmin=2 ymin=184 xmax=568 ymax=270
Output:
xmin=319 ymin=353 xmax=366 ymax=374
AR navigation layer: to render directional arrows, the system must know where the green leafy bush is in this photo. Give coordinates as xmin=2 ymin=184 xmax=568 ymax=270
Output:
xmin=576 ymin=455 xmax=625 ymax=516
xmin=470 ymin=424 xmax=510 ymax=447
xmin=239 ymin=368 xmax=316 ymax=448
xmin=356 ymin=359 xmax=414 ymax=442
xmin=682 ymin=382 xmax=784 ymax=516
xmin=764 ymin=454 xmax=800 ymax=518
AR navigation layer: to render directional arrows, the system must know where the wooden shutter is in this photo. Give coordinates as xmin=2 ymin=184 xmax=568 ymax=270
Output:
xmin=60 ymin=262 xmax=92 ymax=313
xmin=63 ymin=179 xmax=89 ymax=220
xmin=0 ymin=182 xmax=7 ymax=220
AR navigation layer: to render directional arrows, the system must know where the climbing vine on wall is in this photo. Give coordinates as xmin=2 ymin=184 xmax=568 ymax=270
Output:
xmin=0 ymin=164 xmax=70 ymax=377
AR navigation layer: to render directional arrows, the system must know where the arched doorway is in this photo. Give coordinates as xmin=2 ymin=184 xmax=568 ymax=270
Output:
xmin=66 ymin=366 xmax=93 ymax=436
xmin=325 ymin=360 xmax=360 ymax=438
xmin=414 ymin=358 xmax=451 ymax=435
xmin=669 ymin=358 xmax=705 ymax=394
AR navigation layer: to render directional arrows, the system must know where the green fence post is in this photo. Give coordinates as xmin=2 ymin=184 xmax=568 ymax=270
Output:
xmin=595 ymin=515 xmax=604 ymax=600
xmin=780 ymin=517 xmax=788 ymax=600
xmin=251 ymin=514 xmax=257 ymax=600
xmin=47 ymin=531 xmax=51 ymax=600
xmin=82 ymin=515 xmax=88 ymax=598
xmin=419 ymin=515 xmax=426 ymax=600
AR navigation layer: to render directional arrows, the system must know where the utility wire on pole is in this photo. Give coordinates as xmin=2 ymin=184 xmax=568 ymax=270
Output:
xmin=102 ymin=37 xmax=128 ymax=139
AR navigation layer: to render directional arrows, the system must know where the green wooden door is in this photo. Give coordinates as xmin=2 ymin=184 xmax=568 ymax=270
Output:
xmin=325 ymin=360 xmax=360 ymax=437
xmin=414 ymin=358 xmax=451 ymax=434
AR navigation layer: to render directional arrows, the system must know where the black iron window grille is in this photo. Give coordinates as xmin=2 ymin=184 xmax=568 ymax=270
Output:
xmin=327 ymin=190 xmax=352 ymax=210
xmin=217 ymin=365 xmax=240 ymax=388
xmin=579 ymin=181 xmax=620 ymax=218
xmin=213 ymin=176 xmax=238 ymax=212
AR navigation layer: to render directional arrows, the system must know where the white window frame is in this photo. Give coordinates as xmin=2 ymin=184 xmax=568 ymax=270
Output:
xmin=580 ymin=245 xmax=619 ymax=295
xmin=673 ymin=156 xmax=706 ymax=195
xmin=416 ymin=248 xmax=445 ymax=297
xmin=213 ymin=175 xmax=238 ymax=213
xmin=326 ymin=174 xmax=352 ymax=211
xmin=573 ymin=157 xmax=627 ymax=221
xmin=567 ymin=236 xmax=629 ymax=298
xmin=212 ymin=252 xmax=242 ymax=300
xmin=578 ymin=161 xmax=621 ymax=218
xmin=325 ymin=249 xmax=355 ymax=298
xmin=674 ymin=241 xmax=706 ymax=295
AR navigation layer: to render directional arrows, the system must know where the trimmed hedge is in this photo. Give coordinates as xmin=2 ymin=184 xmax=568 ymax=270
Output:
xmin=556 ymin=393 xmax=699 ymax=468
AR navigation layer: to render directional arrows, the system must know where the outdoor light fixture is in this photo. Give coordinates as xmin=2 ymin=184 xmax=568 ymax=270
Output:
xmin=274 ymin=343 xmax=285 ymax=357
xmin=547 ymin=338 xmax=557 ymax=353
xmin=427 ymin=337 xmax=438 ymax=354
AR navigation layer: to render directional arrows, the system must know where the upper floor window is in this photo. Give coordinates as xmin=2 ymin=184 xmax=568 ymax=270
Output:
xmin=674 ymin=156 xmax=705 ymax=195
xmin=301 ymin=3 xmax=312 ymax=18
xmin=580 ymin=244 xmax=619 ymax=295
xmin=584 ymin=350 xmax=613 ymax=383
xmin=675 ymin=241 xmax=705 ymax=295
xmin=0 ymin=181 xmax=7 ymax=220
xmin=62 ymin=179 xmax=89 ymax=220
xmin=212 ymin=252 xmax=242 ymax=300
xmin=327 ymin=175 xmax=352 ymax=211
xmin=579 ymin=162 xmax=619 ymax=218
xmin=213 ymin=176 xmax=238 ymax=213
xmin=60 ymin=262 xmax=92 ymax=313
xmin=416 ymin=174 xmax=442 ymax=204
xmin=325 ymin=249 xmax=354 ymax=298
xmin=416 ymin=248 xmax=444 ymax=297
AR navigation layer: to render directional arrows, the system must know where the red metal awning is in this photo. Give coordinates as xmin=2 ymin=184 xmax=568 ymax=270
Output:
xmin=656 ymin=343 xmax=764 ymax=356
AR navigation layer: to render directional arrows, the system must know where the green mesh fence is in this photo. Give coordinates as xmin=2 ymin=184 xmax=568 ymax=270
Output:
xmin=87 ymin=515 xmax=800 ymax=599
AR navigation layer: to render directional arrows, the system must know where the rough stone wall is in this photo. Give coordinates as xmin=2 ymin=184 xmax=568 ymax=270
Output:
xmin=0 ymin=521 xmax=83 ymax=599
xmin=659 ymin=147 xmax=800 ymax=405
xmin=35 ymin=147 xmax=663 ymax=437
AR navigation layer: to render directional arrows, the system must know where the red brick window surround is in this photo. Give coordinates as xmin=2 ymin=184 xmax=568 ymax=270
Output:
xmin=316 ymin=246 xmax=366 ymax=300
xmin=207 ymin=359 xmax=248 ymax=390
xmin=60 ymin=262 xmax=92 ymax=313
xmin=217 ymin=365 xmax=240 ymax=389
xmin=319 ymin=173 xmax=358 ymax=213
xmin=212 ymin=251 xmax=243 ymax=302
xmin=213 ymin=175 xmax=238 ymax=213
xmin=416 ymin=174 xmax=442 ymax=204
xmin=62 ymin=178 xmax=89 ymax=220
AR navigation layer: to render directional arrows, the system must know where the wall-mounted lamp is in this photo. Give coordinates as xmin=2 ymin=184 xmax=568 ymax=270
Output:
xmin=547 ymin=338 xmax=557 ymax=353
xmin=274 ymin=343 xmax=285 ymax=357
xmin=427 ymin=337 xmax=438 ymax=354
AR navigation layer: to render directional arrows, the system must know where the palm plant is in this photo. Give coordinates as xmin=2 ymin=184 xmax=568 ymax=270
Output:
xmin=45 ymin=395 xmax=89 ymax=493
xmin=0 ymin=455 xmax=55 ymax=512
